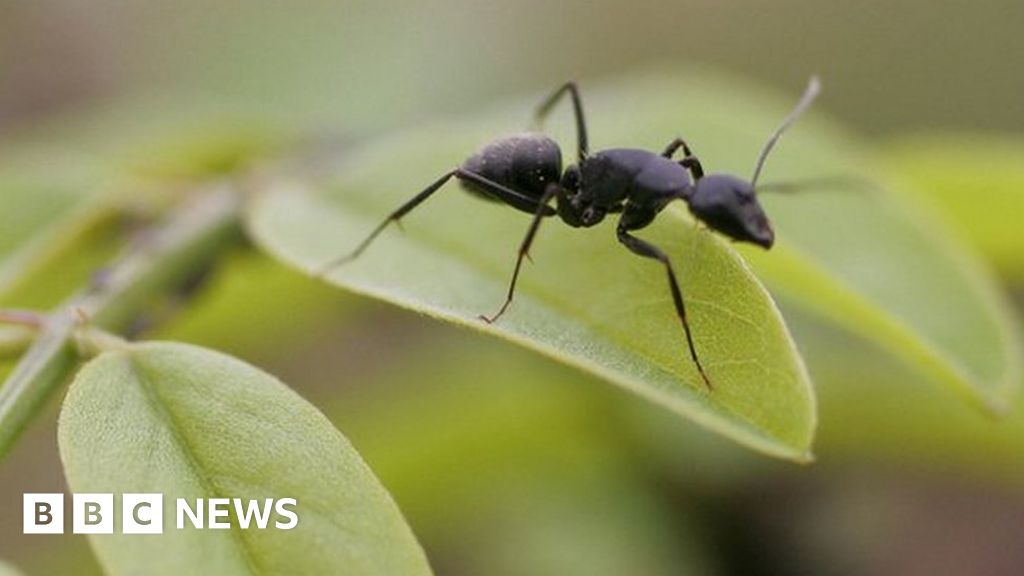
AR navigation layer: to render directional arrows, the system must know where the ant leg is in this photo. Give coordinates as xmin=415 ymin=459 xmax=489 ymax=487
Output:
xmin=479 ymin=184 xmax=561 ymax=324
xmin=679 ymin=157 xmax=705 ymax=180
xmin=535 ymin=82 xmax=589 ymax=163
xmin=661 ymin=138 xmax=705 ymax=179
xmin=319 ymin=168 xmax=554 ymax=276
xmin=661 ymin=137 xmax=693 ymax=158
xmin=319 ymin=170 xmax=458 ymax=275
xmin=456 ymin=170 xmax=557 ymax=215
xmin=616 ymin=227 xmax=713 ymax=390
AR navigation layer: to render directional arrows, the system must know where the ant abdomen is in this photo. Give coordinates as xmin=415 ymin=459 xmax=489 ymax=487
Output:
xmin=461 ymin=133 xmax=563 ymax=202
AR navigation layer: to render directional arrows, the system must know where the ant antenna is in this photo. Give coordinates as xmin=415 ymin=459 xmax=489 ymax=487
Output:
xmin=751 ymin=76 xmax=821 ymax=188
xmin=755 ymin=175 xmax=877 ymax=195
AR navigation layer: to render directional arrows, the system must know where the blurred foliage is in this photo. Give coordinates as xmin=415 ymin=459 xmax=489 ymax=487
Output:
xmin=155 ymin=252 xmax=347 ymax=359
xmin=1 ymin=76 xmax=1021 ymax=575
xmin=0 ymin=150 xmax=118 ymax=306
xmin=6 ymin=0 xmax=1024 ymax=136
xmin=325 ymin=336 xmax=717 ymax=575
xmin=886 ymin=133 xmax=1024 ymax=280
xmin=0 ymin=151 xmax=99 ymax=261
xmin=3 ymin=1 xmax=1024 ymax=574
xmin=7 ymin=93 xmax=289 ymax=181
xmin=807 ymin=313 xmax=1024 ymax=482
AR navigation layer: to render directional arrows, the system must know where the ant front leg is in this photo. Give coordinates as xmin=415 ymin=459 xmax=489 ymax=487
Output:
xmin=479 ymin=184 xmax=562 ymax=324
xmin=661 ymin=137 xmax=705 ymax=180
xmin=318 ymin=168 xmax=552 ymax=276
xmin=616 ymin=225 xmax=713 ymax=390
xmin=535 ymin=82 xmax=589 ymax=163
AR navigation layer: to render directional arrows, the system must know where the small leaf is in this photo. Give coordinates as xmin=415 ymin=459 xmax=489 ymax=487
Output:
xmin=58 ymin=342 xmax=432 ymax=576
xmin=247 ymin=87 xmax=817 ymax=460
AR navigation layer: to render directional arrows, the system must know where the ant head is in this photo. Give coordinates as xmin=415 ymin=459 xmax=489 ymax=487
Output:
xmin=688 ymin=174 xmax=774 ymax=248
xmin=685 ymin=76 xmax=821 ymax=250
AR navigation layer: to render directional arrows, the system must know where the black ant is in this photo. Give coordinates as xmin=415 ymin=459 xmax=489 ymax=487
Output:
xmin=322 ymin=77 xmax=821 ymax=390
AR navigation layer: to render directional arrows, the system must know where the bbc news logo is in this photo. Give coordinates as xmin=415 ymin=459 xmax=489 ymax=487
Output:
xmin=24 ymin=493 xmax=298 ymax=534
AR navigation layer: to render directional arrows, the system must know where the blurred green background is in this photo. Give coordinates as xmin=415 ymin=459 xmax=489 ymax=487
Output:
xmin=2 ymin=1 xmax=1023 ymax=574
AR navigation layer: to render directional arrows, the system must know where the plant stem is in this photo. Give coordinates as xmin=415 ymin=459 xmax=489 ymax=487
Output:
xmin=0 ymin=186 xmax=243 ymax=459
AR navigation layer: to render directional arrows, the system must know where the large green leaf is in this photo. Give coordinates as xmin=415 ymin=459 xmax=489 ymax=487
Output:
xmin=58 ymin=342 xmax=432 ymax=576
xmin=251 ymin=68 xmax=1019 ymax=441
xmin=248 ymin=77 xmax=817 ymax=461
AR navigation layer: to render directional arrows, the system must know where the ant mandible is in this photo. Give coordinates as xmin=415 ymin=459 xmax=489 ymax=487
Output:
xmin=322 ymin=77 xmax=821 ymax=390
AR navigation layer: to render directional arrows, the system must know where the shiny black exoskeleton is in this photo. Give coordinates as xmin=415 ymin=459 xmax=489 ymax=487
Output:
xmin=324 ymin=78 xmax=821 ymax=390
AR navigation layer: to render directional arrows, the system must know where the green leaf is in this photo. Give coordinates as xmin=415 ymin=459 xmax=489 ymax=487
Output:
xmin=885 ymin=133 xmax=1024 ymax=278
xmin=248 ymin=79 xmax=817 ymax=462
xmin=58 ymin=341 xmax=432 ymax=576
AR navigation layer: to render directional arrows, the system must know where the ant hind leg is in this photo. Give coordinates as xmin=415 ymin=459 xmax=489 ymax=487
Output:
xmin=318 ymin=168 xmax=553 ymax=277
